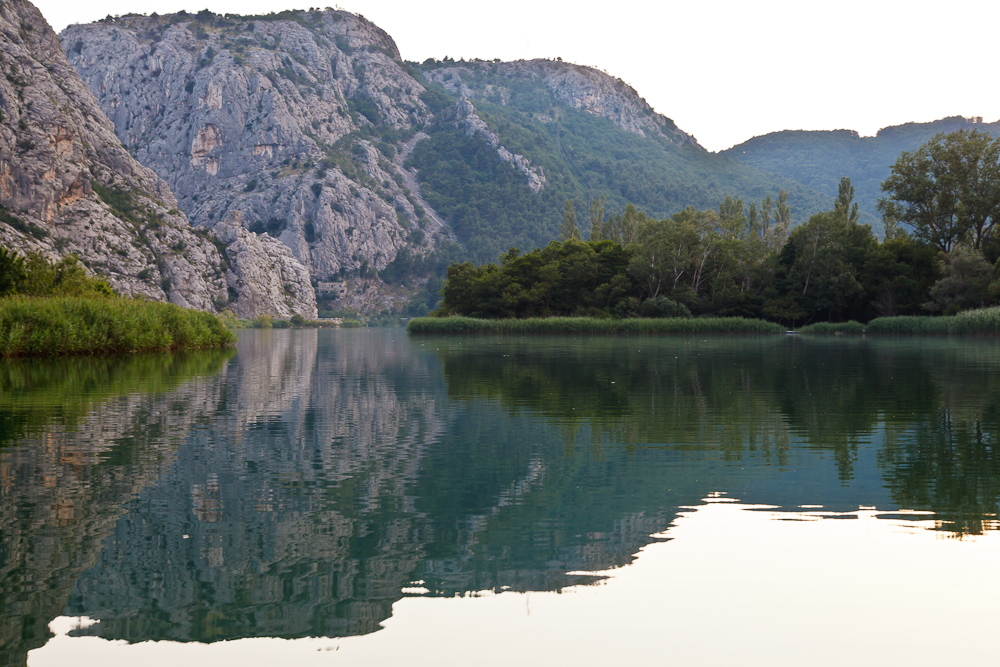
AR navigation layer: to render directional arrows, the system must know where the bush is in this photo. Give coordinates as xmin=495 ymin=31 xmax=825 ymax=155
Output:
xmin=640 ymin=296 xmax=691 ymax=319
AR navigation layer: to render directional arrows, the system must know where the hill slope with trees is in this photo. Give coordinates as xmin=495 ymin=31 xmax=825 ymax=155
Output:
xmin=721 ymin=116 xmax=1000 ymax=232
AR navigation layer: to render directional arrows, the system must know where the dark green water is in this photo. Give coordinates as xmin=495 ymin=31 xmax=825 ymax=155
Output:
xmin=3 ymin=330 xmax=1000 ymax=665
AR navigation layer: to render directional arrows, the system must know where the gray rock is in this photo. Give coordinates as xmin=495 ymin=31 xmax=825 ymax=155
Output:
xmin=424 ymin=59 xmax=700 ymax=147
xmin=62 ymin=10 xmax=448 ymax=313
xmin=456 ymin=96 xmax=546 ymax=192
xmin=0 ymin=0 xmax=313 ymax=316
xmin=211 ymin=210 xmax=316 ymax=318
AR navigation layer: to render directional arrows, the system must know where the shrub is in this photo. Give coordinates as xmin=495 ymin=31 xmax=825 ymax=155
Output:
xmin=640 ymin=296 xmax=691 ymax=319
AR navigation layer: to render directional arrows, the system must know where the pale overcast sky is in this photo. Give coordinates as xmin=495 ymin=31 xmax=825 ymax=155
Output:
xmin=32 ymin=0 xmax=1000 ymax=152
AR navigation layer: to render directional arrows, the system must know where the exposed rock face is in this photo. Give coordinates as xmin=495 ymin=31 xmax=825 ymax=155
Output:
xmin=456 ymin=96 xmax=545 ymax=192
xmin=0 ymin=0 xmax=229 ymax=308
xmin=212 ymin=210 xmax=316 ymax=318
xmin=423 ymin=59 xmax=700 ymax=148
xmin=0 ymin=0 xmax=313 ymax=316
xmin=61 ymin=10 xmax=447 ymax=313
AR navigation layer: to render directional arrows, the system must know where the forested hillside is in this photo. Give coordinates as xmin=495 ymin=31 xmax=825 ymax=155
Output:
xmin=409 ymin=59 xmax=832 ymax=264
xmin=722 ymin=116 xmax=1000 ymax=231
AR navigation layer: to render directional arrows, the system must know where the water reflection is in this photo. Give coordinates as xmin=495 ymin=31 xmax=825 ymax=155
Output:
xmin=3 ymin=332 xmax=1000 ymax=665
xmin=0 ymin=350 xmax=233 ymax=665
xmin=434 ymin=336 xmax=1000 ymax=533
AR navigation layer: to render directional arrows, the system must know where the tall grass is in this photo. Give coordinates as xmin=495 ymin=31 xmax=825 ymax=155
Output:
xmin=0 ymin=296 xmax=236 ymax=357
xmin=798 ymin=321 xmax=866 ymax=335
xmin=808 ymin=307 xmax=1000 ymax=335
xmin=865 ymin=316 xmax=955 ymax=335
xmin=407 ymin=316 xmax=785 ymax=335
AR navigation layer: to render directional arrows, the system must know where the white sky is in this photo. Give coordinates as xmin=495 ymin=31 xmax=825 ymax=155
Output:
xmin=33 ymin=0 xmax=1000 ymax=152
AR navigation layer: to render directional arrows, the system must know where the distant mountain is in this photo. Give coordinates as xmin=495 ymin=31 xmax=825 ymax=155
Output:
xmin=721 ymin=116 xmax=1000 ymax=232
xmin=61 ymin=9 xmax=832 ymax=312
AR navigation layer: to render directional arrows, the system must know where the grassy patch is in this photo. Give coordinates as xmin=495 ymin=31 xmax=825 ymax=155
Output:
xmin=861 ymin=307 xmax=1000 ymax=335
xmin=797 ymin=321 xmax=866 ymax=335
xmin=407 ymin=316 xmax=784 ymax=335
xmin=0 ymin=296 xmax=236 ymax=357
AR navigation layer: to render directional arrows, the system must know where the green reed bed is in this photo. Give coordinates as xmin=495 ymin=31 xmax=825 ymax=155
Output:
xmin=793 ymin=307 xmax=1000 ymax=336
xmin=797 ymin=321 xmax=866 ymax=335
xmin=0 ymin=296 xmax=236 ymax=357
xmin=407 ymin=316 xmax=785 ymax=335
xmin=866 ymin=307 xmax=1000 ymax=335
xmin=864 ymin=315 xmax=955 ymax=335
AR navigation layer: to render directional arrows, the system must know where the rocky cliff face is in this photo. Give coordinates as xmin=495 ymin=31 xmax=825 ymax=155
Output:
xmin=0 ymin=0 xmax=314 ymax=317
xmin=423 ymin=58 xmax=700 ymax=148
xmin=61 ymin=10 xmax=448 ymax=313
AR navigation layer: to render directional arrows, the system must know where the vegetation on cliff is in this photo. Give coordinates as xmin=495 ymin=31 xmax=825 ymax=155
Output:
xmin=408 ymin=67 xmax=829 ymax=265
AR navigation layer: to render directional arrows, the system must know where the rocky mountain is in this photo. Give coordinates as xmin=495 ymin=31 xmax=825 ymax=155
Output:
xmin=721 ymin=115 xmax=1000 ymax=231
xmin=62 ymin=9 xmax=445 ymax=314
xmin=0 ymin=0 xmax=315 ymax=317
xmin=61 ymin=8 xmax=832 ymax=314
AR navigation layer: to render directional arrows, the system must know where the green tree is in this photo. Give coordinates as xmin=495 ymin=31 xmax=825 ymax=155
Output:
xmin=561 ymin=200 xmax=580 ymax=241
xmin=834 ymin=176 xmax=861 ymax=224
xmin=628 ymin=215 xmax=700 ymax=301
xmin=769 ymin=211 xmax=876 ymax=322
xmin=879 ymin=129 xmax=1000 ymax=253
xmin=925 ymin=245 xmax=994 ymax=314
xmin=17 ymin=252 xmax=114 ymax=297
xmin=860 ymin=235 xmax=940 ymax=317
xmin=0 ymin=246 xmax=26 ymax=296
xmin=588 ymin=195 xmax=606 ymax=241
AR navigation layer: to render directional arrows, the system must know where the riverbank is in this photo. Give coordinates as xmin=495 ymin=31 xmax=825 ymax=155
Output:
xmin=407 ymin=316 xmax=785 ymax=335
xmin=0 ymin=296 xmax=236 ymax=357
xmin=798 ymin=306 xmax=1000 ymax=335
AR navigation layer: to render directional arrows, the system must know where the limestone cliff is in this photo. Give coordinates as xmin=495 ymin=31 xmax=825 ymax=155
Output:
xmin=61 ymin=10 xmax=447 ymax=314
xmin=0 ymin=0 xmax=314 ymax=316
xmin=423 ymin=58 xmax=700 ymax=148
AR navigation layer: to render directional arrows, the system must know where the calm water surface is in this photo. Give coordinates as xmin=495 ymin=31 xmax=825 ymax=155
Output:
xmin=3 ymin=330 xmax=1000 ymax=666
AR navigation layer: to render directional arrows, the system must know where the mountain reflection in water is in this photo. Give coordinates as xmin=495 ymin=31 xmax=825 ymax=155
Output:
xmin=2 ymin=330 xmax=1000 ymax=666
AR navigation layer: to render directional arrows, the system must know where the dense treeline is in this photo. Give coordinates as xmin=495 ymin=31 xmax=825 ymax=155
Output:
xmin=434 ymin=129 xmax=1000 ymax=325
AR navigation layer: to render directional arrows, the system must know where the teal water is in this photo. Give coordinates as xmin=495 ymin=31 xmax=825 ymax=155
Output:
xmin=3 ymin=330 xmax=1000 ymax=665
